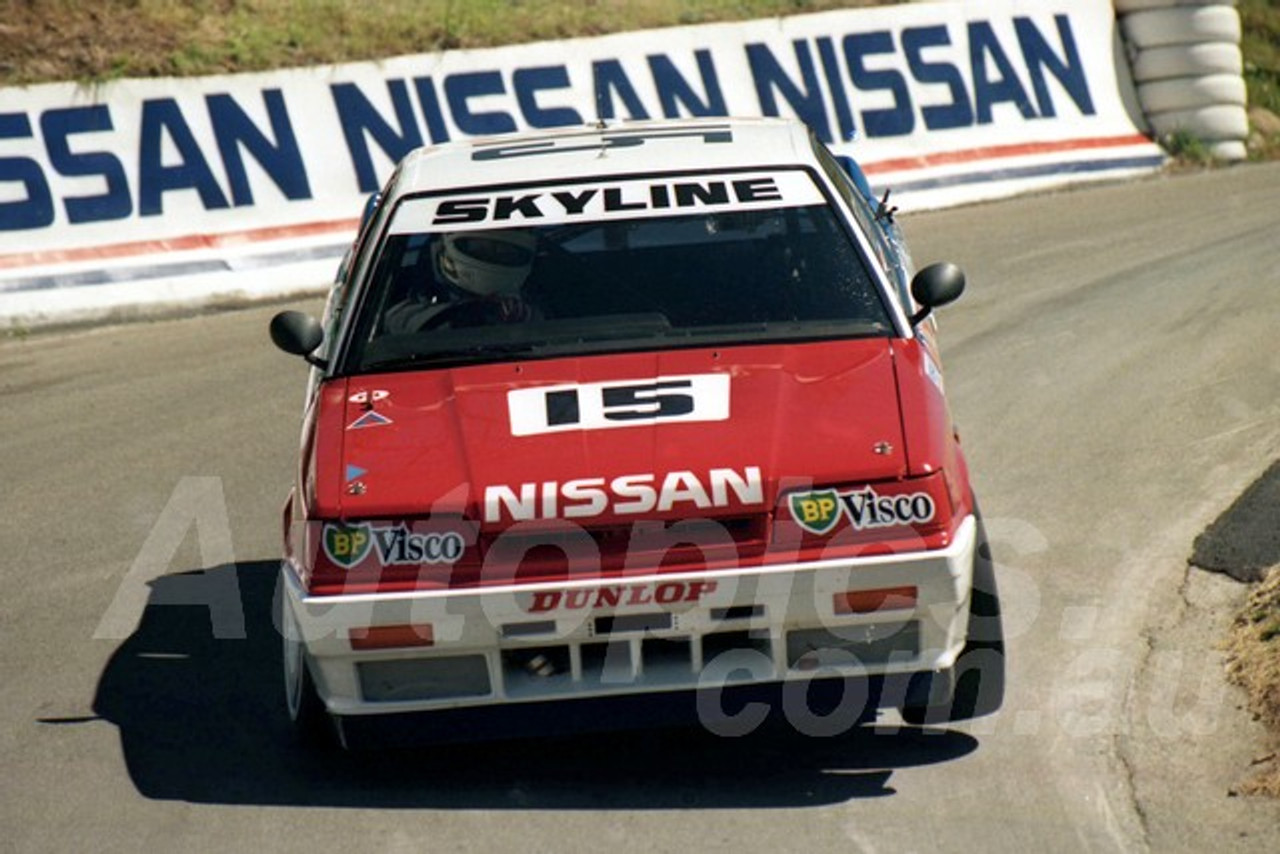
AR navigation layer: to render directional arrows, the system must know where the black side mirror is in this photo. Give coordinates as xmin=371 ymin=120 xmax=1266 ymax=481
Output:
xmin=909 ymin=262 xmax=966 ymax=326
xmin=269 ymin=311 xmax=326 ymax=367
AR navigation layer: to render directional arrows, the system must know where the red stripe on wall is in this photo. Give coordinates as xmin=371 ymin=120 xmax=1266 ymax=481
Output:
xmin=0 ymin=217 xmax=360 ymax=271
xmin=860 ymin=134 xmax=1154 ymax=175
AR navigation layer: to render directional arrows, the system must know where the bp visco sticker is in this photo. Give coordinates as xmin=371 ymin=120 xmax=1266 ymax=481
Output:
xmin=322 ymin=522 xmax=465 ymax=568
xmin=789 ymin=487 xmax=935 ymax=535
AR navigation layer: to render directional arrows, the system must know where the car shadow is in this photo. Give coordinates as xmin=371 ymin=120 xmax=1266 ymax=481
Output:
xmin=88 ymin=562 xmax=979 ymax=808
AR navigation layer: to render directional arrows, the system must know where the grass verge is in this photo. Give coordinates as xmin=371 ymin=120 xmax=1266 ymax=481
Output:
xmin=1240 ymin=0 xmax=1280 ymax=160
xmin=0 ymin=0 xmax=893 ymax=87
xmin=1225 ymin=566 xmax=1280 ymax=797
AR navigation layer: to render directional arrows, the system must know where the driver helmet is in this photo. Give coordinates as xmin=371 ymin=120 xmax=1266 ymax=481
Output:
xmin=436 ymin=229 xmax=536 ymax=298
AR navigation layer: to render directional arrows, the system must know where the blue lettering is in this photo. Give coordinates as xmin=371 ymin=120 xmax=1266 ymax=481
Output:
xmin=592 ymin=60 xmax=650 ymax=120
xmin=968 ymin=22 xmax=1037 ymax=123
xmin=1015 ymin=15 xmax=1094 ymax=118
xmin=0 ymin=113 xmax=53 ymax=231
xmin=745 ymin=41 xmax=831 ymax=142
xmin=844 ymin=31 xmax=914 ymax=138
xmin=331 ymin=80 xmax=423 ymax=194
xmin=207 ymin=89 xmax=310 ymax=206
xmin=902 ymin=26 xmax=974 ymax=130
xmin=138 ymin=99 xmax=229 ymax=216
xmin=41 ymin=106 xmax=131 ymax=224
xmin=816 ymin=37 xmax=856 ymax=142
xmin=648 ymin=50 xmax=726 ymax=118
xmin=445 ymin=71 xmax=518 ymax=136
xmin=412 ymin=76 xmax=452 ymax=144
xmin=514 ymin=66 xmax=583 ymax=128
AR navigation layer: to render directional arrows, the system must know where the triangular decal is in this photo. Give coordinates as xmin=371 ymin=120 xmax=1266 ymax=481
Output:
xmin=347 ymin=411 xmax=393 ymax=430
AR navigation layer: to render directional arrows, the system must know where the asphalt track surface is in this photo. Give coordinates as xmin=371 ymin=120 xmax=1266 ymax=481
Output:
xmin=3 ymin=162 xmax=1279 ymax=852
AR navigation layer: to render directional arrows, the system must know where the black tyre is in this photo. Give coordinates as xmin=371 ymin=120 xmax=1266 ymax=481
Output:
xmin=901 ymin=510 xmax=1005 ymax=725
xmin=281 ymin=595 xmax=336 ymax=748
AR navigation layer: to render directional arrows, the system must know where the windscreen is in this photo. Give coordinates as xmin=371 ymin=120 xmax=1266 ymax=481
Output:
xmin=342 ymin=169 xmax=892 ymax=374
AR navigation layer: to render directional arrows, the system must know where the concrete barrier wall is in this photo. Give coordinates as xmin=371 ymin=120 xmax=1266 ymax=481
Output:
xmin=0 ymin=0 xmax=1165 ymax=329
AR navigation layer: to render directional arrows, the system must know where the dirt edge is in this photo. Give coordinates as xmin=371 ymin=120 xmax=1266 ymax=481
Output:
xmin=1224 ymin=565 xmax=1280 ymax=797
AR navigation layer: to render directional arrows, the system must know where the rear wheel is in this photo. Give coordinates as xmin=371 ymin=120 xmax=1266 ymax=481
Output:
xmin=281 ymin=595 xmax=335 ymax=747
xmin=901 ymin=511 xmax=1005 ymax=725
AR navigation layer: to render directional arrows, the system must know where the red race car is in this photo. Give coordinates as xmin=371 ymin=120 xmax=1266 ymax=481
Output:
xmin=270 ymin=117 xmax=1003 ymax=747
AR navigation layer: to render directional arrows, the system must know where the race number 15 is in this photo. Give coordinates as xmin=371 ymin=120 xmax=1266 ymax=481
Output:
xmin=507 ymin=374 xmax=731 ymax=436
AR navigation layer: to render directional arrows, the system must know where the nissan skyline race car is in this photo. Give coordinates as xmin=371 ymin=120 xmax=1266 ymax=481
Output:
xmin=269 ymin=116 xmax=1003 ymax=748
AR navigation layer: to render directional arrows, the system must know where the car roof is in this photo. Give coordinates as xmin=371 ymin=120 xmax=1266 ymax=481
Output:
xmin=391 ymin=117 xmax=821 ymax=195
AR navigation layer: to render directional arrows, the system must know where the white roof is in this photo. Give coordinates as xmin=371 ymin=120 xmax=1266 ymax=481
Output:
xmin=392 ymin=117 xmax=819 ymax=194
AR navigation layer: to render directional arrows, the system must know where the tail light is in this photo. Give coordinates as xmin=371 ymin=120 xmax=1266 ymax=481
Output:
xmin=834 ymin=586 xmax=917 ymax=615
xmin=349 ymin=624 xmax=434 ymax=651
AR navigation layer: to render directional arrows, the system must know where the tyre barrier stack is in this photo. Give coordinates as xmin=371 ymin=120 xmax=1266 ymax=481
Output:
xmin=1116 ymin=0 xmax=1249 ymax=161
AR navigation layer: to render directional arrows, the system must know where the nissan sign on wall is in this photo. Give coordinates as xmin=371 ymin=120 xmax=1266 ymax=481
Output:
xmin=0 ymin=0 xmax=1161 ymax=328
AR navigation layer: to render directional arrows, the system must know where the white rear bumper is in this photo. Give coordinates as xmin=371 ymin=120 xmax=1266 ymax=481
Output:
xmin=282 ymin=515 xmax=977 ymax=717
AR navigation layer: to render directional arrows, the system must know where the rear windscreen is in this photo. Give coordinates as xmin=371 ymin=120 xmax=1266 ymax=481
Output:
xmin=343 ymin=170 xmax=892 ymax=374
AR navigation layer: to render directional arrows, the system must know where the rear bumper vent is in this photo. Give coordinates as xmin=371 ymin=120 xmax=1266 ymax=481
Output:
xmin=357 ymin=620 xmax=923 ymax=706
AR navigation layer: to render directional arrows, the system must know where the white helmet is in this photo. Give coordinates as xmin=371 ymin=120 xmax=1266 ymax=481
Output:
xmin=437 ymin=230 xmax=536 ymax=297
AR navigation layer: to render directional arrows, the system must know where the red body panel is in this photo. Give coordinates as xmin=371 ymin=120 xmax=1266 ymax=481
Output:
xmin=286 ymin=337 xmax=974 ymax=593
xmin=332 ymin=339 xmax=910 ymax=523
xmin=890 ymin=333 xmax=972 ymax=520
